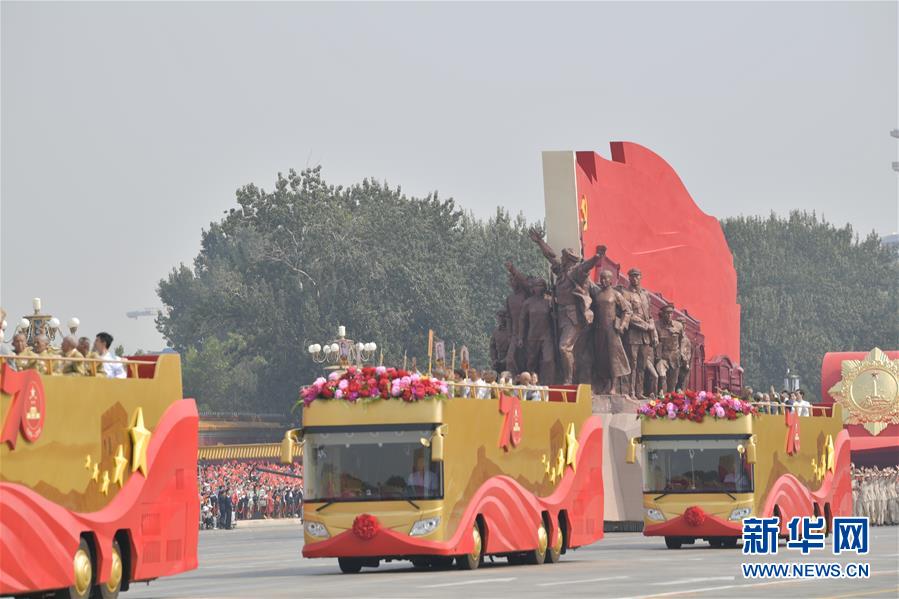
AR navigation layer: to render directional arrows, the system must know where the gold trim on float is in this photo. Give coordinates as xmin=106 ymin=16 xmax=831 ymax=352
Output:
xmin=197 ymin=442 xmax=303 ymax=462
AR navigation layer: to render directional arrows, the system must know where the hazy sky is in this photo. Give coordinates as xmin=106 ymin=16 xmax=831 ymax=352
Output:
xmin=2 ymin=1 xmax=897 ymax=352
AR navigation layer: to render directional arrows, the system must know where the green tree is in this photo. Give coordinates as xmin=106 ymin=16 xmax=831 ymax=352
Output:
xmin=722 ymin=211 xmax=898 ymax=400
xmin=158 ymin=167 xmax=544 ymax=413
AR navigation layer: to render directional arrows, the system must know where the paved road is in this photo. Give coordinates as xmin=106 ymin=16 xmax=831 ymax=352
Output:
xmin=127 ymin=521 xmax=898 ymax=599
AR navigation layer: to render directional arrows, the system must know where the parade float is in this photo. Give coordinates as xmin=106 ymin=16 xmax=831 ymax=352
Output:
xmin=283 ymin=368 xmax=604 ymax=573
xmin=0 ymin=305 xmax=198 ymax=599
xmin=626 ymin=391 xmax=852 ymax=548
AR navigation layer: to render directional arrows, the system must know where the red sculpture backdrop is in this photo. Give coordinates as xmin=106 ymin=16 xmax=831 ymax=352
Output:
xmin=573 ymin=143 xmax=740 ymax=363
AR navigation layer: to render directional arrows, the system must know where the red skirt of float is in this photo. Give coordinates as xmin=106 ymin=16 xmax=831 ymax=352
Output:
xmin=0 ymin=399 xmax=199 ymax=596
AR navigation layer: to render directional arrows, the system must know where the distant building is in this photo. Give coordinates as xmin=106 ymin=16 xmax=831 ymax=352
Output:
xmin=883 ymin=233 xmax=899 ymax=250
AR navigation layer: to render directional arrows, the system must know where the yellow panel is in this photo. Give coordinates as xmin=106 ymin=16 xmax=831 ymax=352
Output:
xmin=0 ymin=355 xmax=184 ymax=512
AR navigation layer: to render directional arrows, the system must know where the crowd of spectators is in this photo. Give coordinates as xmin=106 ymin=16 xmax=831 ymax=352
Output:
xmin=199 ymin=460 xmax=303 ymax=530
xmin=852 ymin=464 xmax=899 ymax=525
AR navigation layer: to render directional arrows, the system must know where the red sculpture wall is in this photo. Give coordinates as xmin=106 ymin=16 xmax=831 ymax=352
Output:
xmin=574 ymin=143 xmax=740 ymax=363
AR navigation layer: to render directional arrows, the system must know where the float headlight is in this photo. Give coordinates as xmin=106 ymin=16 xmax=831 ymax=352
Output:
xmin=305 ymin=521 xmax=330 ymax=538
xmin=645 ymin=508 xmax=666 ymax=521
xmin=409 ymin=517 xmax=441 ymax=536
xmin=729 ymin=507 xmax=752 ymax=521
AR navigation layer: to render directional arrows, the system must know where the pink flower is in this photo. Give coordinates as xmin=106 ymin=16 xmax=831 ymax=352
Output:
xmin=328 ymin=372 xmax=340 ymax=381
xmin=335 ymin=389 xmax=344 ymax=399
xmin=338 ymin=379 xmax=349 ymax=390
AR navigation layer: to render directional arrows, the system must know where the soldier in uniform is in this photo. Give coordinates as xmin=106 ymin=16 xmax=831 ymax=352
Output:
xmin=622 ymin=267 xmax=658 ymax=398
xmin=489 ymin=310 xmax=510 ymax=373
xmin=503 ymin=262 xmax=531 ymax=374
xmin=57 ymin=335 xmax=86 ymax=376
xmin=10 ymin=333 xmax=37 ymax=371
xmin=588 ymin=269 xmax=632 ymax=394
xmin=655 ymin=304 xmax=687 ymax=393
xmin=528 ymin=228 xmax=605 ymax=384
xmin=676 ymin=320 xmax=693 ymax=390
xmin=517 ymin=276 xmax=557 ymax=386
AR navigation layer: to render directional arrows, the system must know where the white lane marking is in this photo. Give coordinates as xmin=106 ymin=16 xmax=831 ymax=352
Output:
xmin=419 ymin=577 xmax=517 ymax=589
xmin=649 ymin=577 xmax=735 ymax=586
xmin=614 ymin=578 xmax=810 ymax=599
xmin=538 ymin=575 xmax=629 ymax=587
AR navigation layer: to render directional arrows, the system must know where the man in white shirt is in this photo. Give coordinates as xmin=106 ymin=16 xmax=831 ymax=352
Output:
xmin=94 ymin=332 xmax=126 ymax=379
xmin=795 ymin=389 xmax=811 ymax=417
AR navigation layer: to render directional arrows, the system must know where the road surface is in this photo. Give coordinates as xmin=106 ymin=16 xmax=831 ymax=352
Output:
xmin=127 ymin=520 xmax=898 ymax=598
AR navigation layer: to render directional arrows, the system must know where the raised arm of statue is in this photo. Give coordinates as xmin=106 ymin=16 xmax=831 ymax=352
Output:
xmin=528 ymin=228 xmax=561 ymax=268
xmin=505 ymin=261 xmax=530 ymax=288
xmin=573 ymin=245 xmax=606 ymax=282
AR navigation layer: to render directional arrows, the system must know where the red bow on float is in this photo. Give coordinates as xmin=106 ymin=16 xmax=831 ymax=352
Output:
xmin=785 ymin=410 xmax=800 ymax=455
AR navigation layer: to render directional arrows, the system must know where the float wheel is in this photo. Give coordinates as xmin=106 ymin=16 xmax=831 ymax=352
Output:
xmin=665 ymin=536 xmax=683 ymax=549
xmin=456 ymin=524 xmax=483 ymax=570
xmin=57 ymin=538 xmax=93 ymax=599
xmin=338 ymin=558 xmax=363 ymax=574
xmin=93 ymin=539 xmax=123 ymax=599
xmin=524 ymin=525 xmax=548 ymax=565
xmin=545 ymin=525 xmax=563 ymax=563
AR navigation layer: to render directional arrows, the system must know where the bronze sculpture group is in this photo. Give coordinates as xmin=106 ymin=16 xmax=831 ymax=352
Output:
xmin=490 ymin=229 xmax=691 ymax=398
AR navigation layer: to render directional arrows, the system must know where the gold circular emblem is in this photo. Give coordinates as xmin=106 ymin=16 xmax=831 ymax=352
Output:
xmin=848 ymin=368 xmax=898 ymax=415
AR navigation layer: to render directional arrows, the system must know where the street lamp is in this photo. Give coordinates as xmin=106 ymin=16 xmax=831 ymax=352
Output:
xmin=784 ymin=368 xmax=800 ymax=393
xmin=2 ymin=298 xmax=79 ymax=346
xmin=308 ymin=325 xmax=377 ymax=369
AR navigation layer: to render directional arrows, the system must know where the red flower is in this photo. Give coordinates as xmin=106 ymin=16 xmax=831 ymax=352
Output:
xmin=352 ymin=514 xmax=380 ymax=540
xmin=683 ymin=506 xmax=707 ymax=527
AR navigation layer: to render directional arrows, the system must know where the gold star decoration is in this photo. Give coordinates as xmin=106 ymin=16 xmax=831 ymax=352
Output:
xmin=565 ymin=422 xmax=579 ymax=472
xmin=128 ymin=407 xmax=151 ymax=477
xmin=555 ymin=448 xmax=565 ymax=479
xmin=100 ymin=470 xmax=110 ymax=495
xmin=84 ymin=455 xmax=92 ymax=470
xmin=91 ymin=463 xmax=99 ymax=482
xmin=113 ymin=444 xmax=128 ymax=487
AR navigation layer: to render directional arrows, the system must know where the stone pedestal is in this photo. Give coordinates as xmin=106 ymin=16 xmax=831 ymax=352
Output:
xmin=592 ymin=394 xmax=644 ymax=527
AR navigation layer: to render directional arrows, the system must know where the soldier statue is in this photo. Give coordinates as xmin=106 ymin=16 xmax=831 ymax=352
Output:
xmin=589 ymin=269 xmax=633 ymax=394
xmin=503 ymin=262 xmax=531 ymax=374
xmin=655 ymin=304 xmax=687 ymax=394
xmin=517 ymin=277 xmax=557 ymax=385
xmin=622 ymin=267 xmax=658 ymax=398
xmin=528 ymin=228 xmax=605 ymax=385
xmin=489 ymin=309 xmax=510 ymax=373
xmin=676 ymin=319 xmax=693 ymax=391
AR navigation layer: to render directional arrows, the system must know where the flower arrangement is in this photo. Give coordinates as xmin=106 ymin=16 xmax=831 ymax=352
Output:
xmin=637 ymin=390 xmax=756 ymax=423
xmin=352 ymin=514 xmax=380 ymax=540
xmin=683 ymin=505 xmax=707 ymax=527
xmin=300 ymin=366 xmax=449 ymax=407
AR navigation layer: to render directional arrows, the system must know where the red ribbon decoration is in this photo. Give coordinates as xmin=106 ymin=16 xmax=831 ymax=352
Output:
xmin=1 ymin=363 xmax=46 ymax=449
xmin=352 ymin=514 xmax=379 ymax=540
xmin=498 ymin=392 xmax=523 ymax=450
xmin=684 ymin=506 xmax=707 ymax=527
xmin=785 ymin=410 xmax=801 ymax=455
